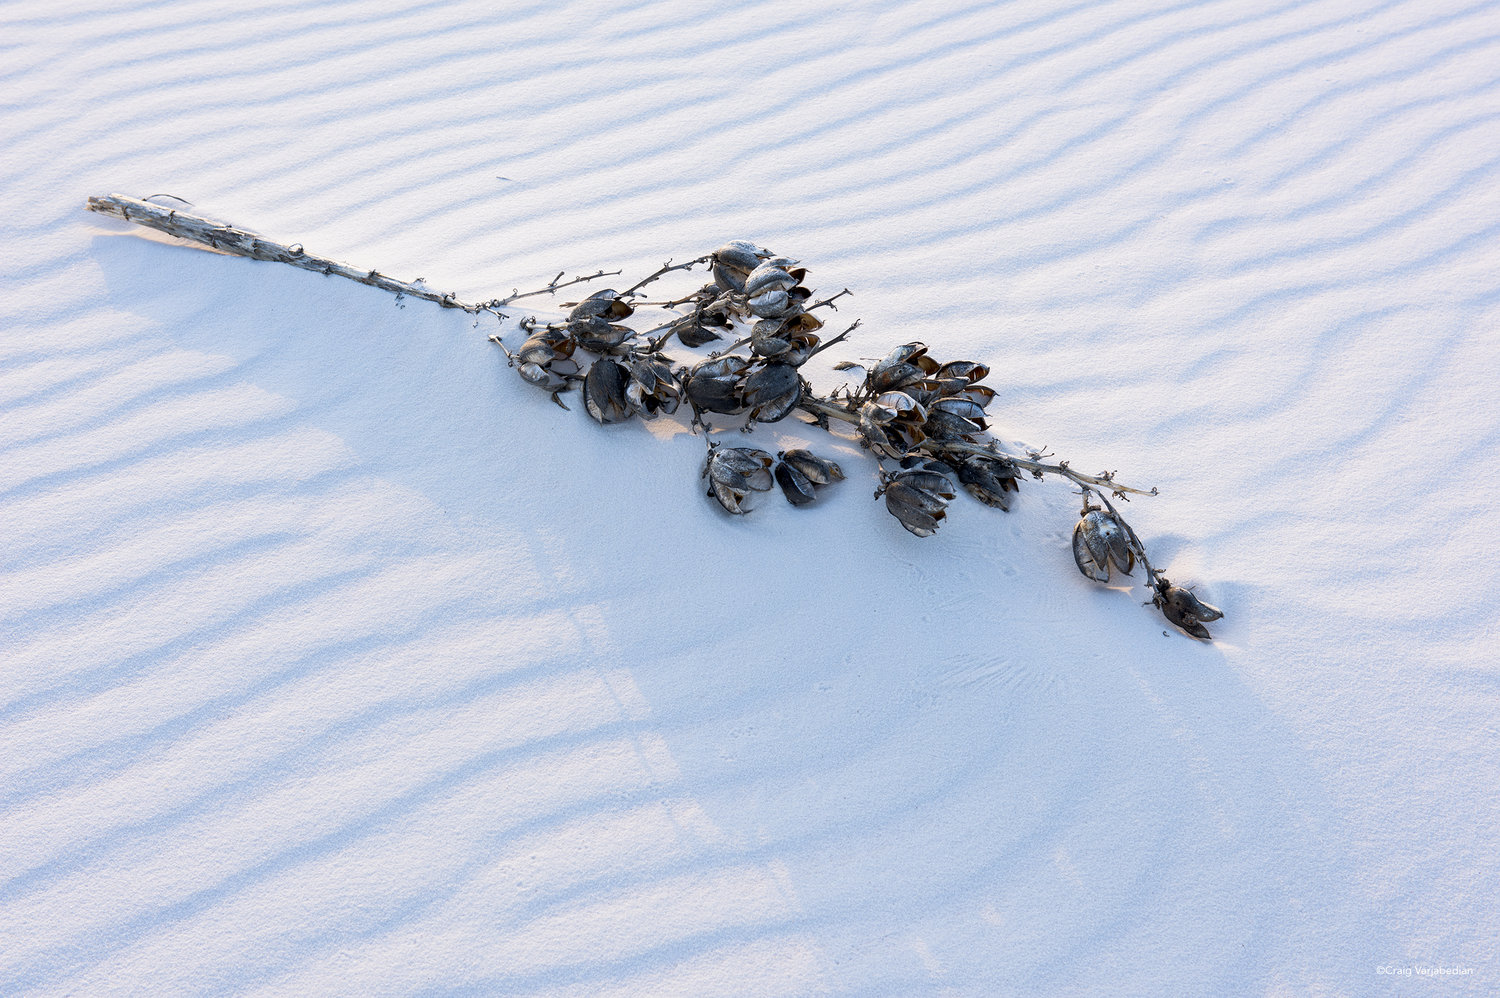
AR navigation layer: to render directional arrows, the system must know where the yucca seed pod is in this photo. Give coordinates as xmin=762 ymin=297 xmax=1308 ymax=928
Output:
xmin=877 ymin=465 xmax=957 ymax=538
xmin=567 ymin=289 xmax=633 ymax=323
xmin=774 ymin=449 xmax=844 ymax=506
xmin=923 ymin=410 xmax=983 ymax=441
xmin=1072 ymin=508 xmax=1135 ymax=582
xmin=671 ymin=311 xmax=726 ymax=347
xmin=774 ymin=460 xmax=818 ymax=505
xmin=624 ymin=356 xmax=681 ymax=418
xmin=781 ymin=449 xmax=844 ymax=485
xmin=742 ymin=361 xmax=802 ymax=423
xmin=704 ymin=444 xmax=775 ymax=515
xmin=935 ymin=360 xmax=989 ymax=385
xmin=685 ymin=355 xmax=750 ymax=414
xmin=582 ymin=357 xmax=633 ymax=424
xmin=570 ymin=315 xmax=635 ymax=353
xmin=710 ymin=240 xmax=770 ymax=292
xmin=1153 ymin=579 xmax=1223 ymax=639
xmin=869 ymin=342 xmax=940 ymax=393
xmin=747 ymin=288 xmax=792 ymax=319
xmin=743 ymin=265 xmax=800 ymax=298
xmin=955 ymin=455 xmax=1019 ymax=510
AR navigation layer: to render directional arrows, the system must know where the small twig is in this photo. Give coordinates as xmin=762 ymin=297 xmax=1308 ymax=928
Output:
xmin=619 ymin=256 xmax=710 ymax=297
xmin=496 ymin=268 xmax=621 ymax=306
xmin=806 ymin=320 xmax=861 ymax=359
xmin=808 ymin=288 xmax=853 ymax=312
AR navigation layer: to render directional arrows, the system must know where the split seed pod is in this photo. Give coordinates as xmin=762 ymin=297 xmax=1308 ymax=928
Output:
xmin=582 ymin=357 xmax=633 ymax=424
xmin=704 ymin=444 xmax=775 ymax=514
xmin=956 ymin=455 xmax=1020 ymax=510
xmin=924 ymin=397 xmax=989 ymax=440
xmin=1153 ymin=580 xmax=1224 ymax=640
xmin=711 ymin=240 xmax=770 ymax=292
xmin=670 ymin=310 xmax=726 ymax=347
xmin=624 ymin=355 xmax=681 ymax=418
xmin=568 ymin=289 xmax=633 ymax=323
xmin=685 ymin=355 xmax=750 ymax=414
xmin=515 ymin=329 xmax=577 ymax=388
xmin=570 ymin=315 xmax=635 ymax=353
xmin=1072 ymin=508 xmax=1135 ymax=582
xmin=742 ymin=362 xmax=802 ymax=422
xmin=869 ymin=342 xmax=939 ymax=393
xmin=878 ymin=463 xmax=957 ymax=538
xmin=774 ymin=449 xmax=844 ymax=506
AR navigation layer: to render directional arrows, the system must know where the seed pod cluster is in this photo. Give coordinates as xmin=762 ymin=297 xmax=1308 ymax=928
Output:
xmin=676 ymin=243 xmax=832 ymax=426
xmin=494 ymin=239 xmax=1220 ymax=638
xmin=855 ymin=343 xmax=997 ymax=458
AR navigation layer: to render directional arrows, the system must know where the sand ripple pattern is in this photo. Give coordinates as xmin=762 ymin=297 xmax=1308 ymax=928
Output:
xmin=3 ymin=0 xmax=1498 ymax=994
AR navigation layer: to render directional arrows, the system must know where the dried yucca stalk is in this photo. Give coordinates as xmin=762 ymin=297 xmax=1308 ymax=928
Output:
xmin=87 ymin=193 xmax=1223 ymax=638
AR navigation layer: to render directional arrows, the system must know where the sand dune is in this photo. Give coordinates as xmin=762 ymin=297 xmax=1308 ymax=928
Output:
xmin=3 ymin=0 xmax=1498 ymax=994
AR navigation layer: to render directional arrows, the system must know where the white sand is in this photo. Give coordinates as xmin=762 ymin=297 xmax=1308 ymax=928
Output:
xmin=3 ymin=0 xmax=1498 ymax=994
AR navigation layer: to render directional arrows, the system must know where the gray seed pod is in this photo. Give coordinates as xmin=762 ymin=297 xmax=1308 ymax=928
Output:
xmin=685 ymin=355 xmax=750 ymax=414
xmin=743 ymin=262 xmax=803 ymax=297
xmin=570 ymin=315 xmax=635 ymax=353
xmin=1154 ymin=579 xmax=1224 ymax=639
xmin=582 ymin=357 xmax=633 ymax=424
xmin=923 ymin=409 xmax=983 ymax=441
xmin=704 ymin=444 xmax=775 ymax=515
xmin=743 ymin=362 xmax=802 ymax=422
xmin=956 ymin=456 xmax=1019 ymax=510
xmin=711 ymin=240 xmax=771 ymax=292
xmin=515 ymin=330 xmax=579 ymax=389
xmin=781 ymin=449 xmax=844 ymax=485
xmin=518 ymin=362 xmax=552 ymax=387
xmin=935 ymin=360 xmax=989 ymax=385
xmin=1072 ymin=508 xmax=1135 ymax=582
xmin=747 ymin=288 xmax=792 ymax=319
xmin=774 ymin=461 xmax=818 ymax=505
xmin=567 ymin=289 xmax=633 ymax=323
xmin=671 ymin=312 xmax=724 ymax=347
xmin=625 ymin=356 xmax=681 ymax=418
xmin=774 ymin=449 xmax=843 ymax=506
xmin=869 ymin=342 xmax=940 ymax=393
xmin=878 ymin=466 xmax=958 ymax=538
